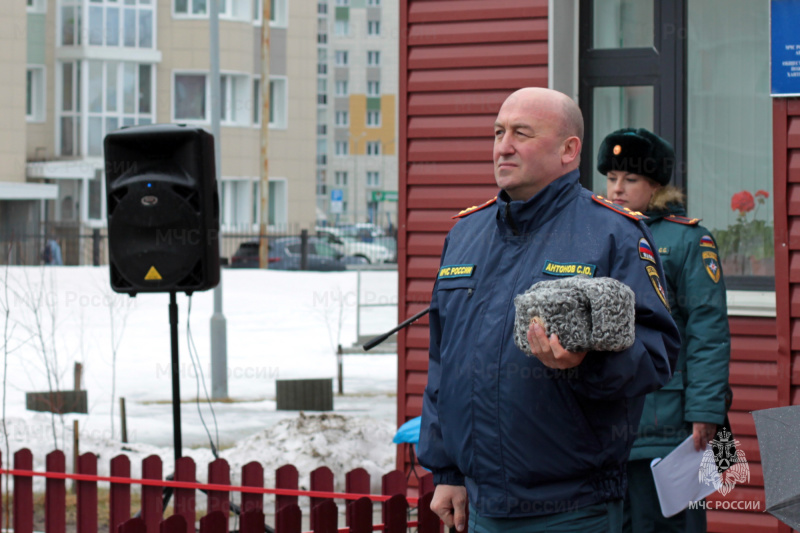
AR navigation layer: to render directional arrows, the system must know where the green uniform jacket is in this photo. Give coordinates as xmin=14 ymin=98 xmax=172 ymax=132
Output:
xmin=628 ymin=204 xmax=731 ymax=461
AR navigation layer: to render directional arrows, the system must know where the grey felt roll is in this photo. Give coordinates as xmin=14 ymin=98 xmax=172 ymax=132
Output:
xmin=513 ymin=276 xmax=636 ymax=355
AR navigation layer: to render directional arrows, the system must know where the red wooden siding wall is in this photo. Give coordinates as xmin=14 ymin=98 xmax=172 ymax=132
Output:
xmin=397 ymin=0 xmax=550 ymax=470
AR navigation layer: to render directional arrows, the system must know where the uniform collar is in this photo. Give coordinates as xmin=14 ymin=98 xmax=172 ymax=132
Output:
xmin=644 ymin=202 xmax=686 ymax=223
xmin=495 ymin=169 xmax=582 ymax=235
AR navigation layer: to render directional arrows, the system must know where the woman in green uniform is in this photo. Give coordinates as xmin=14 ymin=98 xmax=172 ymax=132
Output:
xmin=598 ymin=128 xmax=731 ymax=533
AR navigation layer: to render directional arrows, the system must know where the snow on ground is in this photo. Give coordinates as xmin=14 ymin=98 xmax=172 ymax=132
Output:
xmin=0 ymin=266 xmax=401 ymax=494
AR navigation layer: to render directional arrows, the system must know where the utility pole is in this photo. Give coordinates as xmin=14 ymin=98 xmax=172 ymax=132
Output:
xmin=210 ymin=0 xmax=228 ymax=399
xmin=258 ymin=0 xmax=271 ymax=267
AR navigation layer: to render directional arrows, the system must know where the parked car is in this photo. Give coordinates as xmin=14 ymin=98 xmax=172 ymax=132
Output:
xmin=229 ymin=237 xmax=367 ymax=271
xmin=315 ymin=227 xmax=392 ymax=264
xmin=337 ymin=223 xmax=386 ymax=241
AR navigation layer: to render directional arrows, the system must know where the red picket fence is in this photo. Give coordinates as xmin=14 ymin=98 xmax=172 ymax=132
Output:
xmin=2 ymin=449 xmax=441 ymax=533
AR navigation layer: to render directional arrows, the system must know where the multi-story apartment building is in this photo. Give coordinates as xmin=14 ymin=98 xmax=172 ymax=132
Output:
xmin=316 ymin=0 xmax=397 ymax=230
xmin=4 ymin=0 xmax=316 ymax=264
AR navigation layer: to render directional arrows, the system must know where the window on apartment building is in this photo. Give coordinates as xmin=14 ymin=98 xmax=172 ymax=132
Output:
xmin=252 ymin=78 xmax=260 ymax=123
xmin=317 ymin=108 xmax=327 ymax=135
xmin=367 ymin=0 xmax=380 ymax=5
xmin=367 ymin=20 xmax=380 ymax=36
xmin=335 ymin=110 xmax=349 ymax=126
xmin=335 ymin=50 xmax=349 ymax=66
xmin=317 ymin=138 xmax=328 ymax=165
xmin=318 ymin=3 xmax=328 ymax=14
xmin=335 ymin=20 xmax=349 ymax=36
xmin=177 ymin=0 xmax=253 ymax=20
xmin=66 ymin=61 xmax=154 ymax=157
xmin=366 ymin=171 xmax=380 ymax=187
xmin=269 ymin=179 xmax=288 ymax=230
xmin=88 ymin=169 xmax=104 ymax=222
xmin=86 ymin=0 xmax=154 ymax=47
xmin=251 ymin=181 xmax=260 ymax=225
xmin=220 ymin=180 xmax=263 ymax=229
xmin=335 ymin=171 xmax=348 ymax=186
xmin=60 ymin=0 xmax=82 ymax=45
xmin=336 ymin=0 xmax=349 ymax=5
xmin=335 ymin=80 xmax=349 ymax=96
xmin=366 ymin=141 xmax=380 ymax=156
xmin=251 ymin=76 xmax=287 ymax=128
xmin=335 ymin=141 xmax=349 ymax=156
xmin=269 ymin=77 xmax=288 ymax=128
xmin=270 ymin=0 xmax=288 ymax=26
xmin=27 ymin=0 xmax=45 ymax=13
xmin=318 ymin=78 xmax=327 ymax=105
xmin=367 ymin=80 xmax=380 ymax=96
xmin=174 ymin=73 xmax=207 ymax=120
xmin=220 ymin=74 xmax=250 ymax=126
xmin=366 ymin=110 xmax=380 ymax=127
xmin=26 ymin=67 xmax=45 ymax=122
xmin=367 ymin=51 xmax=380 ymax=66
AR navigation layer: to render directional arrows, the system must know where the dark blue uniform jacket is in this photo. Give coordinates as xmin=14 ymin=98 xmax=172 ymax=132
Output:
xmin=418 ymin=170 xmax=681 ymax=518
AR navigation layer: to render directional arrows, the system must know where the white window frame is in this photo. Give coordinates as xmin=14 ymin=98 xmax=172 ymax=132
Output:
xmin=335 ymin=79 xmax=349 ymax=96
xmin=220 ymin=73 xmax=251 ymax=127
xmin=251 ymin=75 xmax=289 ymax=129
xmin=56 ymin=60 xmax=156 ymax=157
xmin=27 ymin=0 xmax=46 ymax=14
xmin=367 ymin=20 xmax=380 ymax=36
xmin=59 ymin=0 xmax=83 ymax=46
xmin=172 ymin=70 xmax=209 ymax=123
xmin=334 ymin=19 xmax=349 ymax=36
xmin=269 ymin=75 xmax=288 ymax=129
xmin=26 ymin=66 xmax=46 ymax=123
xmin=367 ymin=0 xmax=380 ymax=5
xmin=367 ymin=80 xmax=380 ymax=96
xmin=335 ymin=110 xmax=349 ymax=126
xmin=268 ymin=177 xmax=289 ymax=231
xmin=335 ymin=140 xmax=349 ymax=156
xmin=83 ymin=168 xmax=107 ymax=227
xmin=85 ymin=0 xmax=156 ymax=49
xmin=335 ymin=50 xmax=349 ymax=66
xmin=366 ymin=171 xmax=380 ymax=187
xmin=86 ymin=61 xmax=156 ymax=157
xmin=252 ymin=76 xmax=261 ymax=125
xmin=366 ymin=110 xmax=381 ymax=127
xmin=174 ymin=0 xmax=250 ymax=20
xmin=367 ymin=51 xmax=381 ymax=66
xmin=253 ymin=0 xmax=289 ymax=27
xmin=366 ymin=141 xmax=381 ymax=156
xmin=335 ymin=0 xmax=349 ymax=5
xmin=335 ymin=171 xmax=348 ymax=186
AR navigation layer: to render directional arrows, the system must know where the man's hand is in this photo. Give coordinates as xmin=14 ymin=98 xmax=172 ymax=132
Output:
xmin=527 ymin=321 xmax=587 ymax=369
xmin=693 ymin=422 xmax=718 ymax=451
xmin=430 ymin=484 xmax=467 ymax=532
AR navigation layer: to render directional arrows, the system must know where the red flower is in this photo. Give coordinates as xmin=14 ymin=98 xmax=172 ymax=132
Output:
xmin=731 ymin=191 xmax=755 ymax=214
xmin=755 ymin=190 xmax=770 ymax=199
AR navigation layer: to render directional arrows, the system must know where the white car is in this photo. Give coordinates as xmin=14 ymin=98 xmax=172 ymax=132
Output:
xmin=315 ymin=227 xmax=392 ymax=264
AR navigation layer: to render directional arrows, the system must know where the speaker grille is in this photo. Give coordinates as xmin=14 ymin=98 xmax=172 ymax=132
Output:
xmin=107 ymin=187 xmax=128 ymax=216
xmin=173 ymin=185 xmax=201 ymax=212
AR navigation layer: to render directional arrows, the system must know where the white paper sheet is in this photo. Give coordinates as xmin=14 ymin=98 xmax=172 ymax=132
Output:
xmin=649 ymin=436 xmax=720 ymax=517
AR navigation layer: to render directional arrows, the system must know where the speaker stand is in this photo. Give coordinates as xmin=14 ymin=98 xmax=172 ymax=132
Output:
xmin=169 ymin=292 xmax=182 ymax=466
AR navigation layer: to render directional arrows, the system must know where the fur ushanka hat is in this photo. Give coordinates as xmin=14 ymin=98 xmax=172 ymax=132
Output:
xmin=513 ymin=276 xmax=636 ymax=355
xmin=596 ymin=128 xmax=675 ymax=186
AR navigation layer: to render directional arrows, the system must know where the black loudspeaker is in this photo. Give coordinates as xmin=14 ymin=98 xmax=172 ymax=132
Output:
xmin=104 ymin=124 xmax=220 ymax=295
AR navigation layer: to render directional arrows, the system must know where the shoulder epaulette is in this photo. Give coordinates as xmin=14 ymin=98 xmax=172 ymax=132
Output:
xmin=452 ymin=197 xmax=497 ymax=219
xmin=591 ymin=195 xmax=648 ymax=221
xmin=663 ymin=214 xmax=701 ymax=226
